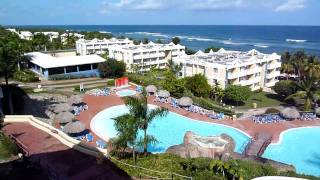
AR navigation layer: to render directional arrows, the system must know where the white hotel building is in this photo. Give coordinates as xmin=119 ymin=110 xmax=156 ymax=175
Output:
xmin=108 ymin=42 xmax=185 ymax=71
xmin=173 ymin=48 xmax=281 ymax=90
xmin=76 ymin=38 xmax=133 ymax=56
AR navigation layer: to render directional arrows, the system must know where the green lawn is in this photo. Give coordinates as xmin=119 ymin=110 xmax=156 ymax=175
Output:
xmin=238 ymin=92 xmax=283 ymax=110
xmin=0 ymin=134 xmax=18 ymax=160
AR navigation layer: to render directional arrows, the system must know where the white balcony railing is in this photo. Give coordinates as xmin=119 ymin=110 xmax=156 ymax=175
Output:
xmin=267 ymin=62 xmax=281 ymax=70
xmin=266 ymin=71 xmax=281 ymax=79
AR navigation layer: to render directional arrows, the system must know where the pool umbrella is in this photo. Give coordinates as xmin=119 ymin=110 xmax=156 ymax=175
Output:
xmin=53 ymin=103 xmax=72 ymax=113
xmin=157 ymin=90 xmax=170 ymax=98
xmin=55 ymin=111 xmax=74 ymax=124
xmin=68 ymin=95 xmax=83 ymax=105
xmin=178 ymin=97 xmax=193 ymax=107
xmin=280 ymin=108 xmax=300 ymax=119
xmin=146 ymin=85 xmax=157 ymax=93
xmin=63 ymin=121 xmax=86 ymax=134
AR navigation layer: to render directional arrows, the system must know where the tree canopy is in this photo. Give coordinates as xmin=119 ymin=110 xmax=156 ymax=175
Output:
xmin=224 ymin=85 xmax=251 ymax=104
xmin=98 ymin=58 xmax=126 ymax=78
xmin=185 ymin=74 xmax=211 ymax=97
xmin=171 ymin=37 xmax=181 ymax=45
xmin=204 ymin=46 xmax=220 ymax=53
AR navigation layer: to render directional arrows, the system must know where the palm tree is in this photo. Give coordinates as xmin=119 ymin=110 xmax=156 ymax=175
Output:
xmin=303 ymin=56 xmax=320 ymax=80
xmin=285 ymin=78 xmax=317 ymax=111
xmin=281 ymin=63 xmax=294 ymax=80
xmin=123 ymin=91 xmax=168 ymax=154
xmin=113 ymin=114 xmax=139 ymax=164
xmin=167 ymin=59 xmax=182 ymax=77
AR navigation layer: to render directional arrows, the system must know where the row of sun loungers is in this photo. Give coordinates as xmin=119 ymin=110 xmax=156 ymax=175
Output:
xmin=252 ymin=112 xmax=318 ymax=123
xmin=73 ymin=104 xmax=89 ymax=116
xmin=154 ymin=97 xmax=225 ymax=120
xmin=252 ymin=114 xmax=284 ymax=124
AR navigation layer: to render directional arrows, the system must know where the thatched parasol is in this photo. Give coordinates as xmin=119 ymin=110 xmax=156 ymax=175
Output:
xmin=178 ymin=97 xmax=193 ymax=107
xmin=68 ymin=95 xmax=83 ymax=105
xmin=63 ymin=121 xmax=86 ymax=134
xmin=53 ymin=103 xmax=72 ymax=113
xmin=55 ymin=111 xmax=74 ymax=124
xmin=146 ymin=85 xmax=157 ymax=93
xmin=280 ymin=108 xmax=300 ymax=119
xmin=157 ymin=90 xmax=170 ymax=98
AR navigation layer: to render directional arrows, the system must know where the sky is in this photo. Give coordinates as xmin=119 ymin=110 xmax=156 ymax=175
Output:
xmin=0 ymin=0 xmax=319 ymax=25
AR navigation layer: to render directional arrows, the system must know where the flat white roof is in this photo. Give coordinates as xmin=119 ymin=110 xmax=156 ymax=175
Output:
xmin=27 ymin=52 xmax=105 ymax=69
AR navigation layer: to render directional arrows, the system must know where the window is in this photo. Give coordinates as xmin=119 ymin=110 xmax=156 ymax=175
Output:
xmin=79 ymin=64 xmax=92 ymax=71
xmin=213 ymin=68 xmax=218 ymax=73
xmin=92 ymin=63 xmax=98 ymax=69
xmin=48 ymin=67 xmax=64 ymax=75
xmin=66 ymin=66 xmax=78 ymax=73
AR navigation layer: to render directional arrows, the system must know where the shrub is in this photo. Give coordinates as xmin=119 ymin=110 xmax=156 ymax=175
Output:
xmin=185 ymin=74 xmax=211 ymax=98
xmin=192 ymin=96 xmax=235 ymax=116
xmin=265 ymin=108 xmax=280 ymax=114
xmin=98 ymin=58 xmax=126 ymax=78
xmin=0 ymin=133 xmax=18 ymax=158
xmin=13 ymin=70 xmax=39 ymax=82
xmin=73 ymin=85 xmax=80 ymax=92
xmin=107 ymin=79 xmax=115 ymax=86
xmin=224 ymin=85 xmax=251 ymax=104
xmin=272 ymin=80 xmax=297 ymax=98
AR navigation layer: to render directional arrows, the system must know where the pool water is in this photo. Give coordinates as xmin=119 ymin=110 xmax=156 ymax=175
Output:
xmin=116 ymin=89 xmax=137 ymax=97
xmin=91 ymin=105 xmax=251 ymax=153
xmin=262 ymin=127 xmax=320 ymax=176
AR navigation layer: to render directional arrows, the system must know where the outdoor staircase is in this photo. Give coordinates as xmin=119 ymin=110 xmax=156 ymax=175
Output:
xmin=244 ymin=133 xmax=272 ymax=157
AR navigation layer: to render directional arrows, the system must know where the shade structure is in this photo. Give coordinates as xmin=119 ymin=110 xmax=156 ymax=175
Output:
xmin=146 ymin=85 xmax=157 ymax=93
xmin=280 ymin=108 xmax=300 ymax=119
xmin=157 ymin=90 xmax=170 ymax=98
xmin=53 ymin=103 xmax=72 ymax=113
xmin=178 ymin=97 xmax=193 ymax=106
xmin=68 ymin=95 xmax=83 ymax=105
xmin=63 ymin=121 xmax=86 ymax=134
xmin=55 ymin=111 xmax=74 ymax=124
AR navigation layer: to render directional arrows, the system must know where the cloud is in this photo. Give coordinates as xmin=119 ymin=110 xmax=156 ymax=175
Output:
xmin=99 ymin=0 xmax=165 ymax=14
xmin=185 ymin=0 xmax=244 ymax=10
xmin=275 ymin=0 xmax=306 ymax=12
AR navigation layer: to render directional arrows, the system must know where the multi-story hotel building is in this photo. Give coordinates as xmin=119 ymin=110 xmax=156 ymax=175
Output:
xmin=108 ymin=42 xmax=185 ymax=71
xmin=76 ymin=38 xmax=133 ymax=56
xmin=173 ymin=48 xmax=281 ymax=90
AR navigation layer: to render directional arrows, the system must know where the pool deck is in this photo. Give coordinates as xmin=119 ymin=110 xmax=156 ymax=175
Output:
xmin=78 ymin=93 xmax=320 ymax=144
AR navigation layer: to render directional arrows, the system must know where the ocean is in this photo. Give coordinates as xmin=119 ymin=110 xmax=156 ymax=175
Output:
xmin=15 ymin=25 xmax=320 ymax=55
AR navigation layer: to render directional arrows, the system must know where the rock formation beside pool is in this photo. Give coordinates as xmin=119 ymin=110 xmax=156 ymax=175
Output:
xmin=166 ymin=131 xmax=235 ymax=160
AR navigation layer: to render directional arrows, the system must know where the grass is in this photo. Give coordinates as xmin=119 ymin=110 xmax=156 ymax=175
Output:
xmin=0 ymin=133 xmax=18 ymax=160
xmin=237 ymin=92 xmax=283 ymax=110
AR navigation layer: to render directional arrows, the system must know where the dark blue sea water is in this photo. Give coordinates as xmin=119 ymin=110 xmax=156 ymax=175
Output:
xmin=15 ymin=25 xmax=320 ymax=55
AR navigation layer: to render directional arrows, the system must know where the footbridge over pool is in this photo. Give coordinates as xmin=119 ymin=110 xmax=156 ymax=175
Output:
xmin=244 ymin=132 xmax=272 ymax=157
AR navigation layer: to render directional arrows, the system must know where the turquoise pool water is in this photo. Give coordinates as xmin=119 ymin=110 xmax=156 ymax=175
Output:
xmin=91 ymin=105 xmax=251 ymax=153
xmin=263 ymin=127 xmax=320 ymax=176
xmin=116 ymin=89 xmax=137 ymax=97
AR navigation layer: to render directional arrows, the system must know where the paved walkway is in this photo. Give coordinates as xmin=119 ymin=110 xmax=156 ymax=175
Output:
xmin=77 ymin=92 xmax=320 ymax=144
xmin=3 ymin=122 xmax=130 ymax=180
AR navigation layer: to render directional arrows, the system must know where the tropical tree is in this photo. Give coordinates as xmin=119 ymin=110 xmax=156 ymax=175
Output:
xmin=280 ymin=63 xmax=294 ymax=79
xmin=142 ymin=38 xmax=149 ymax=44
xmin=210 ymin=85 xmax=224 ymax=102
xmin=156 ymin=39 xmax=163 ymax=44
xmin=285 ymin=78 xmax=317 ymax=111
xmin=185 ymin=74 xmax=211 ymax=97
xmin=123 ymin=91 xmax=168 ymax=154
xmin=185 ymin=47 xmax=196 ymax=55
xmin=113 ymin=114 xmax=139 ymax=164
xmin=32 ymin=33 xmax=50 ymax=51
xmin=171 ymin=37 xmax=180 ymax=45
xmin=98 ymin=58 xmax=126 ymax=78
xmin=304 ymin=56 xmax=320 ymax=80
xmin=204 ymin=46 xmax=220 ymax=53
xmin=224 ymin=85 xmax=251 ymax=105
xmin=167 ymin=59 xmax=181 ymax=77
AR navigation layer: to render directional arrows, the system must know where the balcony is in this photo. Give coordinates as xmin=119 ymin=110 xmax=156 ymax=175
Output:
xmin=246 ymin=67 xmax=261 ymax=75
xmin=265 ymin=79 xmax=279 ymax=87
xmin=267 ymin=62 xmax=281 ymax=70
xmin=266 ymin=71 xmax=280 ymax=79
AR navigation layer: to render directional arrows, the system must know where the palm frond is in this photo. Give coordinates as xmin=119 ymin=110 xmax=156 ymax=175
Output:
xmin=147 ymin=107 xmax=168 ymax=123
xmin=285 ymin=91 xmax=307 ymax=101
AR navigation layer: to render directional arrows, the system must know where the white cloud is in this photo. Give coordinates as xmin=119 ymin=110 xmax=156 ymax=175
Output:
xmin=99 ymin=0 xmax=165 ymax=14
xmin=275 ymin=0 xmax=306 ymax=12
xmin=185 ymin=0 xmax=244 ymax=10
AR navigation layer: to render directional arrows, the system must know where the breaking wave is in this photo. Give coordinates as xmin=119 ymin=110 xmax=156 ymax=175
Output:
xmin=286 ymin=39 xmax=307 ymax=43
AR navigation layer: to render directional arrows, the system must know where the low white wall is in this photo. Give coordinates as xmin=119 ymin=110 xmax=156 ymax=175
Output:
xmin=4 ymin=115 xmax=108 ymax=157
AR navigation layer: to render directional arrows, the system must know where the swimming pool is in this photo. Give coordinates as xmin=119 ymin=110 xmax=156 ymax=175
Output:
xmin=262 ymin=127 xmax=320 ymax=176
xmin=91 ymin=104 xmax=251 ymax=153
xmin=116 ymin=89 xmax=137 ymax=97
